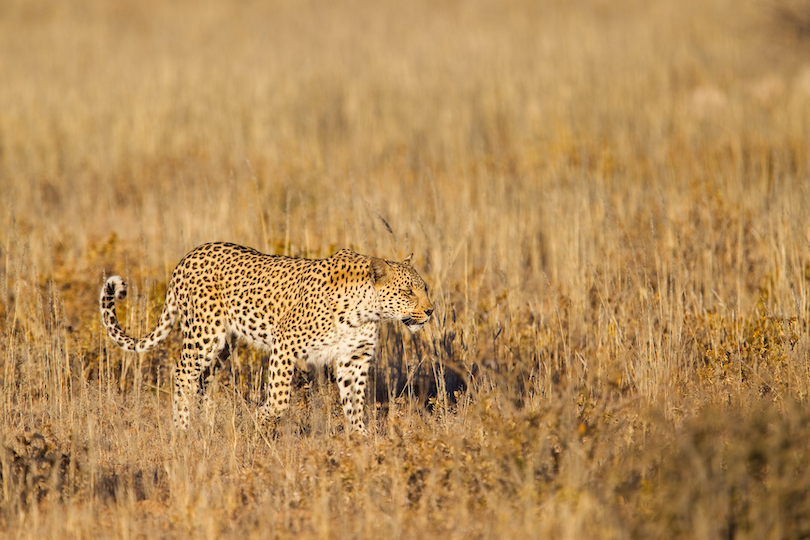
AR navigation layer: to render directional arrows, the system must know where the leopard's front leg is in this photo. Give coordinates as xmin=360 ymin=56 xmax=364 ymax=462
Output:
xmin=336 ymin=336 xmax=376 ymax=435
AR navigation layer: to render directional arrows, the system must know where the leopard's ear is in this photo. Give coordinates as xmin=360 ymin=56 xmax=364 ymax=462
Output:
xmin=370 ymin=257 xmax=389 ymax=283
xmin=402 ymin=254 xmax=413 ymax=266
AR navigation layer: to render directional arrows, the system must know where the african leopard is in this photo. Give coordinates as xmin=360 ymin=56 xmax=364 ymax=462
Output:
xmin=99 ymin=242 xmax=433 ymax=434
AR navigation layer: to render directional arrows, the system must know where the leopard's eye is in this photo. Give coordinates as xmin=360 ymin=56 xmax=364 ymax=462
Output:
xmin=401 ymin=289 xmax=414 ymax=296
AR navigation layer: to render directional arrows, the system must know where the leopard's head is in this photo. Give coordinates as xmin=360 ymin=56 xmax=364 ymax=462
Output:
xmin=371 ymin=255 xmax=433 ymax=331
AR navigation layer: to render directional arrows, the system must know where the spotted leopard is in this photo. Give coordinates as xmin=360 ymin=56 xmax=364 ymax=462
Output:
xmin=99 ymin=242 xmax=433 ymax=434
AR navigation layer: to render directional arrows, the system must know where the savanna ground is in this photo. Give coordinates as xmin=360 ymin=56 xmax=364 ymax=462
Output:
xmin=2 ymin=0 xmax=810 ymax=537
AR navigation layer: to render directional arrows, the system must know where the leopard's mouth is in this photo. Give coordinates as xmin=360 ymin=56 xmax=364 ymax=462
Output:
xmin=402 ymin=316 xmax=428 ymax=330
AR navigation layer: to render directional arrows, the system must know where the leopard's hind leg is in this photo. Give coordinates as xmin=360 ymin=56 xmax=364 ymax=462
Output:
xmin=258 ymin=333 xmax=296 ymax=425
xmin=172 ymin=332 xmax=229 ymax=430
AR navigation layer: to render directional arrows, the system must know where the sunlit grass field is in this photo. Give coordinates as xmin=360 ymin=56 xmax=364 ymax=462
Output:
xmin=3 ymin=0 xmax=810 ymax=537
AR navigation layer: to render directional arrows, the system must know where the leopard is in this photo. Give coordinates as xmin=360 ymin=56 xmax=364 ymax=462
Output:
xmin=99 ymin=242 xmax=433 ymax=434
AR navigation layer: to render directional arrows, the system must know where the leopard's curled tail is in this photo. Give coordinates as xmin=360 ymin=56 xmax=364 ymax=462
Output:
xmin=100 ymin=276 xmax=178 ymax=352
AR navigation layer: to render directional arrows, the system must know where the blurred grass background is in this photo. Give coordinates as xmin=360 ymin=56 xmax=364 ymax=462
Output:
xmin=2 ymin=0 xmax=810 ymax=537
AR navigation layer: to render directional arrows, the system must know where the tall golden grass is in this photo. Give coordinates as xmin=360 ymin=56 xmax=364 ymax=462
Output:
xmin=2 ymin=0 xmax=810 ymax=537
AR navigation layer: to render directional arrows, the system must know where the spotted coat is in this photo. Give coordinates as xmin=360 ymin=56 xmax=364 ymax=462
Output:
xmin=99 ymin=242 xmax=433 ymax=433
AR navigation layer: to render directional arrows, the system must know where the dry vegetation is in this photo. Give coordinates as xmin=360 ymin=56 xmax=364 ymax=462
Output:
xmin=2 ymin=0 xmax=810 ymax=537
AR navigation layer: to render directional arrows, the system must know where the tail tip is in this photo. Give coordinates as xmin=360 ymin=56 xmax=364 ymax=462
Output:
xmin=105 ymin=276 xmax=127 ymax=300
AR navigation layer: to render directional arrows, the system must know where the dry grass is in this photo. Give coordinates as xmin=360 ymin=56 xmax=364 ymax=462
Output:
xmin=2 ymin=0 xmax=810 ymax=537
